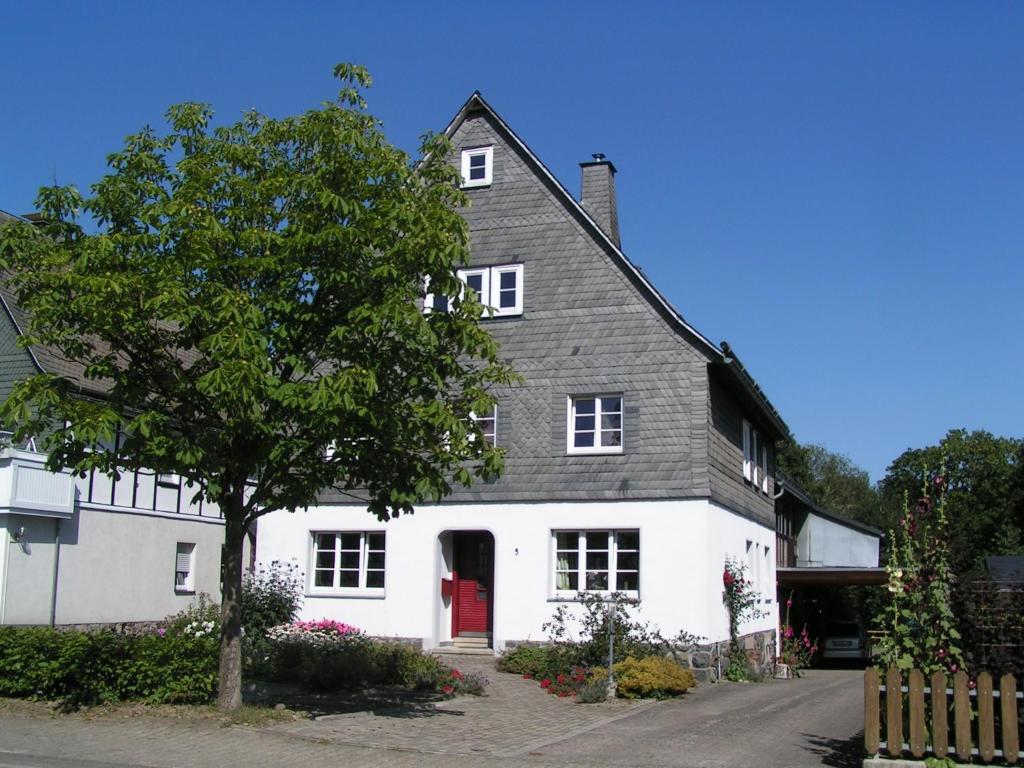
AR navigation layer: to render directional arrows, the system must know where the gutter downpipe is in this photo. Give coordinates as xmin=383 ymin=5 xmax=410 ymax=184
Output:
xmin=49 ymin=519 xmax=60 ymax=627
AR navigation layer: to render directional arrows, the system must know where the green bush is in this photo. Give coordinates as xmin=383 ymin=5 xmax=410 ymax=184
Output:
xmin=591 ymin=656 xmax=696 ymax=699
xmin=497 ymin=644 xmax=574 ymax=679
xmin=241 ymin=562 xmax=302 ymax=673
xmin=0 ymin=624 xmax=217 ymax=709
xmin=265 ymin=632 xmax=456 ymax=693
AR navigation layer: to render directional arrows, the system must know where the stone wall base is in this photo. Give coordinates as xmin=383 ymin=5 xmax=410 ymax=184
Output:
xmin=671 ymin=629 xmax=777 ymax=683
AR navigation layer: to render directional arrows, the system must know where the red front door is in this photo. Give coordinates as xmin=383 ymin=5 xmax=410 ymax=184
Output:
xmin=452 ymin=532 xmax=493 ymax=636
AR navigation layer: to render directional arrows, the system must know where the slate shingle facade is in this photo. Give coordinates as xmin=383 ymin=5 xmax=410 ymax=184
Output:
xmin=411 ymin=96 xmax=786 ymax=522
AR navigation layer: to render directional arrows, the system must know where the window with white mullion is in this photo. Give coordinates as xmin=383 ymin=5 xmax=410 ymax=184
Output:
xmin=568 ymin=395 xmax=623 ymax=454
xmin=553 ymin=529 xmax=640 ymax=596
xmin=312 ymin=531 xmax=386 ymax=591
xmin=555 ymin=531 xmax=580 ymax=591
xmin=585 ymin=531 xmax=610 ymax=590
xmin=615 ymin=531 xmax=640 ymax=591
xmin=469 ymin=405 xmax=497 ymax=446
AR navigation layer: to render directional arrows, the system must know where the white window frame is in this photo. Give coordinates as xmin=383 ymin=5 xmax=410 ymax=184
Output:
xmin=761 ymin=444 xmax=769 ymax=494
xmin=174 ymin=542 xmax=195 ymax=593
xmin=457 ymin=264 xmax=523 ymax=317
xmin=469 ymin=404 xmax=497 ymax=446
xmin=552 ymin=529 xmax=640 ymax=597
xmin=742 ymin=420 xmax=753 ymax=482
xmin=567 ymin=394 xmax=624 ymax=455
xmin=425 ymin=265 xmax=524 ymax=317
xmin=461 ymin=146 xmax=493 ymax=188
xmin=309 ymin=531 xmax=386 ymax=595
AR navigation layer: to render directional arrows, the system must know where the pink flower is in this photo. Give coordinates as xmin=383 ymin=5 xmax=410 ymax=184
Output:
xmin=784 ymin=626 xmax=794 ymax=638
xmin=937 ymin=649 xmax=947 ymax=659
xmin=156 ymin=628 xmax=167 ymax=637
xmin=540 ymin=678 xmax=551 ymax=689
xmin=442 ymin=684 xmax=454 ymax=695
xmin=786 ymin=599 xmax=793 ymax=609
xmin=723 ymin=569 xmax=735 ymax=587
xmin=451 ymin=669 xmax=463 ymax=680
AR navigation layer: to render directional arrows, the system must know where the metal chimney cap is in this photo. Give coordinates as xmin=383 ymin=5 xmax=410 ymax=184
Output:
xmin=592 ymin=153 xmax=606 ymax=162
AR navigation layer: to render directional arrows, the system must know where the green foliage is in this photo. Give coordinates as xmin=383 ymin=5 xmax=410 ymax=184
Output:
xmin=0 ymin=63 xmax=517 ymax=707
xmin=542 ymin=591 xmax=695 ymax=669
xmin=497 ymin=644 xmax=573 ymax=680
xmin=576 ymin=678 xmax=610 ymax=703
xmin=242 ymin=561 xmax=303 ymax=634
xmin=0 ymin=625 xmax=217 ymax=710
xmin=881 ymin=429 xmax=1024 ymax=574
xmin=777 ymin=441 xmax=880 ymax=527
xmin=721 ymin=559 xmax=762 ymax=681
xmin=241 ymin=561 xmax=303 ymax=672
xmin=263 ymin=631 xmax=459 ymax=693
xmin=777 ymin=593 xmax=817 ymax=676
xmin=875 ymin=472 xmax=964 ymax=675
xmin=591 ymin=657 xmax=696 ymax=699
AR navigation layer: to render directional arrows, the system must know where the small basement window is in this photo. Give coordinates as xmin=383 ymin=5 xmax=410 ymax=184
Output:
xmin=461 ymin=146 xmax=493 ymax=188
xmin=174 ymin=542 xmax=195 ymax=593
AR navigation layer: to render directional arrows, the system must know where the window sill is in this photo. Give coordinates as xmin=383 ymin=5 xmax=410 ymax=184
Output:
xmin=461 ymin=181 xmax=492 ymax=190
xmin=306 ymin=590 xmax=386 ymax=600
xmin=549 ymin=592 xmax=640 ymax=603
xmin=174 ymin=589 xmax=195 ymax=596
xmin=566 ymin=449 xmax=624 ymax=456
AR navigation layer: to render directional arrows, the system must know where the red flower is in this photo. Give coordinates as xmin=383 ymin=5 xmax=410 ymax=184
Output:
xmin=540 ymin=678 xmax=551 ymax=688
xmin=451 ymin=669 xmax=463 ymax=680
xmin=556 ymin=674 xmax=566 ymax=684
xmin=723 ymin=569 xmax=735 ymax=587
xmin=442 ymin=684 xmax=454 ymax=694
xmin=523 ymin=673 xmax=533 ymax=680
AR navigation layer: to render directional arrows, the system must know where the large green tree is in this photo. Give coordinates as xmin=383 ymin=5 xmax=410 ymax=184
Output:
xmin=880 ymin=429 xmax=1024 ymax=574
xmin=0 ymin=65 xmax=515 ymax=709
xmin=777 ymin=441 xmax=881 ymax=526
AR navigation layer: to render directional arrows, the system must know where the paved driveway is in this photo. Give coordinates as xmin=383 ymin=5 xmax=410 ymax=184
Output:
xmin=0 ymin=658 xmax=865 ymax=768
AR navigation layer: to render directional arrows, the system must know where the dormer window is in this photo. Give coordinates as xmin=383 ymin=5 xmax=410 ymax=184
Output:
xmin=461 ymin=146 xmax=493 ymax=188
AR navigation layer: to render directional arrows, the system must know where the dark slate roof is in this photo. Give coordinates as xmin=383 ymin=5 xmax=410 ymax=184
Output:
xmin=0 ymin=214 xmax=115 ymax=398
xmin=777 ymin=471 xmax=883 ymax=538
xmin=443 ymin=92 xmax=790 ymax=441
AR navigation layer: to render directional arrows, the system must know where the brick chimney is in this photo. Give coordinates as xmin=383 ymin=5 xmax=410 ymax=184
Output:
xmin=580 ymin=153 xmax=620 ymax=248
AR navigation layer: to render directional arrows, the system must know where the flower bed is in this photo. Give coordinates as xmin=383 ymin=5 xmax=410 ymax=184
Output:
xmin=262 ymin=619 xmax=487 ymax=697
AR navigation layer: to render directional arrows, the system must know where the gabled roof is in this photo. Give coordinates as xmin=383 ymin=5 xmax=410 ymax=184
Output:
xmin=443 ymin=92 xmax=790 ymax=441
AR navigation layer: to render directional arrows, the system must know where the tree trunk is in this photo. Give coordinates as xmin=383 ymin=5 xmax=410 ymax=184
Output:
xmin=217 ymin=496 xmax=246 ymax=711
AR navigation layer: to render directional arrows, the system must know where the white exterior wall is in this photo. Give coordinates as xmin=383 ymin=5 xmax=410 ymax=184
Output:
xmin=2 ymin=506 xmax=227 ymax=625
xmin=797 ymin=512 xmax=879 ymax=568
xmin=0 ymin=448 xmax=229 ymax=626
xmin=256 ymin=498 xmax=778 ymax=651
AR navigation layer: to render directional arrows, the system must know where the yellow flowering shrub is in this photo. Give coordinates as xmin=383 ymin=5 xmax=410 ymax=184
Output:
xmin=590 ymin=656 xmax=696 ymax=699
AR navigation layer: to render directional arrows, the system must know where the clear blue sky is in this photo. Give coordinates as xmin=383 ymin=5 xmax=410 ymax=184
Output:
xmin=3 ymin=2 xmax=1022 ymax=483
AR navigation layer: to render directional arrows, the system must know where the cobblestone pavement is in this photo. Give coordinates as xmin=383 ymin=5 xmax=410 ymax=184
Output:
xmin=0 ymin=661 xmax=865 ymax=768
xmin=266 ymin=653 xmax=653 ymax=758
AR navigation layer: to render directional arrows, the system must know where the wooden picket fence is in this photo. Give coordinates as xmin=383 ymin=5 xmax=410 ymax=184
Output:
xmin=865 ymin=667 xmax=1023 ymax=763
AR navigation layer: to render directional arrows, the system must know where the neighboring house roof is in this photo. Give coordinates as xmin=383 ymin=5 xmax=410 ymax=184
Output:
xmin=443 ymin=92 xmax=790 ymax=441
xmin=777 ymin=471 xmax=884 ymax=538
xmin=986 ymin=556 xmax=1024 ymax=585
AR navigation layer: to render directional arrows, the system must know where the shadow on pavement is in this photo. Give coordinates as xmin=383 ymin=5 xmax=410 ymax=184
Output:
xmin=800 ymin=731 xmax=865 ymax=768
xmin=244 ymin=681 xmax=463 ymax=719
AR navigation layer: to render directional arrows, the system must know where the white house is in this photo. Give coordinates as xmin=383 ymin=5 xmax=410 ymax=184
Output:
xmin=255 ymin=93 xmax=789 ymax=658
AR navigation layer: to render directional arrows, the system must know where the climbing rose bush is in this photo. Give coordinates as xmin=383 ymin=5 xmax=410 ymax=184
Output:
xmin=722 ymin=558 xmax=762 ymax=681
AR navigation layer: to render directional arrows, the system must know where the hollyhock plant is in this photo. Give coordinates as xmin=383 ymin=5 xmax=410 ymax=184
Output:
xmin=875 ymin=468 xmax=964 ymax=675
